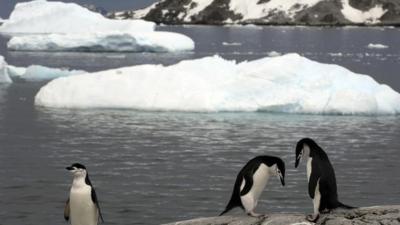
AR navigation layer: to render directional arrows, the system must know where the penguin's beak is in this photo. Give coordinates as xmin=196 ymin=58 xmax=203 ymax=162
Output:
xmin=295 ymin=154 xmax=301 ymax=168
xmin=280 ymin=176 xmax=285 ymax=186
xmin=66 ymin=166 xmax=74 ymax=171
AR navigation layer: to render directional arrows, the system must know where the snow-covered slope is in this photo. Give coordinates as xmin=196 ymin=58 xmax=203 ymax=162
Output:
xmin=0 ymin=0 xmax=194 ymax=52
xmin=35 ymin=54 xmax=400 ymax=115
xmin=0 ymin=55 xmax=83 ymax=83
xmin=110 ymin=0 xmax=400 ymax=25
xmin=7 ymin=32 xmax=194 ymax=52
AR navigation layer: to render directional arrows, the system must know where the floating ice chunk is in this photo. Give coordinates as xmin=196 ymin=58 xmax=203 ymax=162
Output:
xmin=0 ymin=54 xmax=83 ymax=83
xmin=267 ymin=51 xmax=282 ymax=57
xmin=0 ymin=0 xmax=155 ymax=35
xmin=367 ymin=43 xmax=389 ymax=49
xmin=0 ymin=56 xmax=12 ymax=83
xmin=35 ymin=54 xmax=400 ymax=115
xmin=8 ymin=32 xmax=195 ymax=52
xmin=7 ymin=65 xmax=84 ymax=82
xmin=222 ymin=42 xmax=242 ymax=46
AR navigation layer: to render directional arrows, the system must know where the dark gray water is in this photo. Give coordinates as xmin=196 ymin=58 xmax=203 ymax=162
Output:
xmin=0 ymin=26 xmax=400 ymax=225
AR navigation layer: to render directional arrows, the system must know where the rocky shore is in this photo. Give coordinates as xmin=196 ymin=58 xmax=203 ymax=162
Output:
xmin=164 ymin=205 xmax=400 ymax=225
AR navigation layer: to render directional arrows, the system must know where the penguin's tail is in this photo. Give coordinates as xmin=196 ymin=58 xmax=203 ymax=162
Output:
xmin=337 ymin=201 xmax=356 ymax=209
xmin=219 ymin=194 xmax=243 ymax=216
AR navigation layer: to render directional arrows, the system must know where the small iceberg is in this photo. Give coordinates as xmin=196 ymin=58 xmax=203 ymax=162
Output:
xmin=367 ymin=43 xmax=389 ymax=49
xmin=35 ymin=54 xmax=400 ymax=115
xmin=0 ymin=55 xmax=83 ymax=83
xmin=7 ymin=32 xmax=194 ymax=52
xmin=0 ymin=0 xmax=194 ymax=52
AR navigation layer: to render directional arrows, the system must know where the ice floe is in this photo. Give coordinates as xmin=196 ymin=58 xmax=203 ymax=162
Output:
xmin=367 ymin=43 xmax=389 ymax=49
xmin=35 ymin=54 xmax=400 ymax=115
xmin=0 ymin=0 xmax=194 ymax=52
xmin=0 ymin=55 xmax=83 ymax=83
xmin=7 ymin=32 xmax=195 ymax=52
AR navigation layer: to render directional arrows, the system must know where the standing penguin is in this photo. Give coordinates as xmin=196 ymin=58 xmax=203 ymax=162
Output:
xmin=64 ymin=163 xmax=104 ymax=225
xmin=219 ymin=156 xmax=285 ymax=218
xmin=295 ymin=138 xmax=353 ymax=222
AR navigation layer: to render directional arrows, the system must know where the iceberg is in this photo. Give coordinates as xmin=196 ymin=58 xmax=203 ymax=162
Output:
xmin=0 ymin=0 xmax=194 ymax=52
xmin=35 ymin=54 xmax=400 ymax=115
xmin=0 ymin=55 xmax=84 ymax=83
xmin=7 ymin=32 xmax=195 ymax=52
xmin=0 ymin=0 xmax=154 ymax=34
xmin=0 ymin=56 xmax=12 ymax=83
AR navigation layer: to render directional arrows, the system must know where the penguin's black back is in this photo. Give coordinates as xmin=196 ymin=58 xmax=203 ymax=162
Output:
xmin=219 ymin=155 xmax=284 ymax=216
xmin=305 ymin=139 xmax=353 ymax=210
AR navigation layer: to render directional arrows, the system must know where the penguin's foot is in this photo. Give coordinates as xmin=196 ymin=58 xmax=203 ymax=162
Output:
xmin=247 ymin=212 xmax=268 ymax=219
xmin=306 ymin=213 xmax=319 ymax=222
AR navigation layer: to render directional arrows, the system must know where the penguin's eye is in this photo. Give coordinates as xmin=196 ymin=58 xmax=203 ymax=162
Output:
xmin=277 ymin=169 xmax=281 ymax=174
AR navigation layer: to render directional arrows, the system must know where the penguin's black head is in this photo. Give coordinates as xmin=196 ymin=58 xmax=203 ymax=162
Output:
xmin=275 ymin=158 xmax=285 ymax=186
xmin=66 ymin=163 xmax=87 ymax=177
xmin=295 ymin=138 xmax=316 ymax=168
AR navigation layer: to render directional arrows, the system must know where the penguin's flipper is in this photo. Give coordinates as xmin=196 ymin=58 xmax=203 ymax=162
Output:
xmin=308 ymin=169 xmax=320 ymax=199
xmin=64 ymin=198 xmax=70 ymax=221
xmin=240 ymin=173 xmax=254 ymax=196
xmin=91 ymin=188 xmax=104 ymax=223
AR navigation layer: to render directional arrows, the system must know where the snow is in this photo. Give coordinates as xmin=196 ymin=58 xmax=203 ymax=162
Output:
xmin=35 ymin=54 xmax=400 ymax=115
xmin=0 ymin=55 xmax=83 ymax=83
xmin=7 ymin=32 xmax=195 ymax=52
xmin=367 ymin=43 xmax=389 ymax=49
xmin=229 ymin=0 xmax=321 ymax=21
xmin=341 ymin=0 xmax=386 ymax=24
xmin=0 ymin=0 xmax=155 ymax=34
xmin=184 ymin=0 xmax=215 ymax=22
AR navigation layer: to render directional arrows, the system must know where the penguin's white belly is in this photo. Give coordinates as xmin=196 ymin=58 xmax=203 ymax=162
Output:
xmin=307 ymin=157 xmax=313 ymax=182
xmin=240 ymin=164 xmax=270 ymax=211
xmin=70 ymin=186 xmax=98 ymax=225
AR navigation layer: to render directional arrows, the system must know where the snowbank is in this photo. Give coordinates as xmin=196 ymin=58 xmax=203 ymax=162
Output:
xmin=0 ymin=55 xmax=83 ymax=83
xmin=367 ymin=43 xmax=389 ymax=49
xmin=0 ymin=0 xmax=194 ymax=53
xmin=0 ymin=0 xmax=154 ymax=34
xmin=7 ymin=32 xmax=195 ymax=52
xmin=35 ymin=54 xmax=400 ymax=115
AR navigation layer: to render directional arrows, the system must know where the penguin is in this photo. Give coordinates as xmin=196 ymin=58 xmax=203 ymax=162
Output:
xmin=295 ymin=138 xmax=354 ymax=222
xmin=219 ymin=156 xmax=285 ymax=218
xmin=64 ymin=163 xmax=104 ymax=225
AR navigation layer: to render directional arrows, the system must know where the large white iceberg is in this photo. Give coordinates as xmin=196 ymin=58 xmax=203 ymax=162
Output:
xmin=7 ymin=32 xmax=195 ymax=52
xmin=0 ymin=0 xmax=194 ymax=52
xmin=0 ymin=55 xmax=84 ymax=83
xmin=35 ymin=54 xmax=400 ymax=115
xmin=0 ymin=0 xmax=154 ymax=34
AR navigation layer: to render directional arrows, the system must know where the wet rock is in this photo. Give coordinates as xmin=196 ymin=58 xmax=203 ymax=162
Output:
xmin=164 ymin=205 xmax=400 ymax=225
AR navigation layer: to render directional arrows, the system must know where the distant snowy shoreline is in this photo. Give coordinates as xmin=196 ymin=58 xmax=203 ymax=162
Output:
xmin=109 ymin=0 xmax=400 ymax=27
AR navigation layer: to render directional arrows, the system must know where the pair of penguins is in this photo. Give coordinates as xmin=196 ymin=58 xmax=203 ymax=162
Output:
xmin=64 ymin=137 xmax=353 ymax=225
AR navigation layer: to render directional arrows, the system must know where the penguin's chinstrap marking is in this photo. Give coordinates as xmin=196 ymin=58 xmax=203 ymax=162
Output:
xmin=219 ymin=155 xmax=285 ymax=217
xmin=65 ymin=163 xmax=104 ymax=225
xmin=295 ymin=138 xmax=354 ymax=222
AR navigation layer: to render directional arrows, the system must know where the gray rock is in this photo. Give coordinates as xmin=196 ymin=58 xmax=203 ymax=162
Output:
xmin=164 ymin=205 xmax=400 ymax=225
